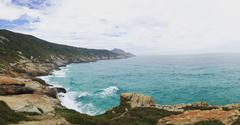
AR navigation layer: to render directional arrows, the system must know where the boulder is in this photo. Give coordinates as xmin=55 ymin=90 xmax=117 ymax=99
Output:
xmin=120 ymin=93 xmax=156 ymax=108
xmin=44 ymin=88 xmax=58 ymax=98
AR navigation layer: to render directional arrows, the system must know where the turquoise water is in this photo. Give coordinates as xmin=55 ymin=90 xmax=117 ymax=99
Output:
xmin=40 ymin=54 xmax=240 ymax=115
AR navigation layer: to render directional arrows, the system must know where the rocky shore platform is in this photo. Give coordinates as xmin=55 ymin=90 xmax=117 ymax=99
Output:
xmin=0 ymin=75 xmax=240 ymax=125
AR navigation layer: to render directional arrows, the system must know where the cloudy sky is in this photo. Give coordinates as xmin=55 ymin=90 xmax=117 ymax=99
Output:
xmin=0 ymin=0 xmax=240 ymax=55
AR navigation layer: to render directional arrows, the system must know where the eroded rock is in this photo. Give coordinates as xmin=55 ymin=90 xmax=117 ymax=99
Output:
xmin=120 ymin=93 xmax=156 ymax=108
xmin=0 ymin=84 xmax=34 ymax=95
xmin=157 ymin=109 xmax=240 ymax=125
xmin=0 ymin=94 xmax=60 ymax=114
xmin=31 ymin=77 xmax=51 ymax=86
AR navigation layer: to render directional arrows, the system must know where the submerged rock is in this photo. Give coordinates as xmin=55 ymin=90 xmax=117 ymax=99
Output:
xmin=120 ymin=93 xmax=156 ymax=108
xmin=55 ymin=87 xmax=67 ymax=93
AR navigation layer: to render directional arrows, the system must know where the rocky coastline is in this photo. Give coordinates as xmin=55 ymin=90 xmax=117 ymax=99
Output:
xmin=2 ymin=70 xmax=240 ymax=125
xmin=0 ymin=55 xmax=240 ymax=125
xmin=1 ymin=30 xmax=240 ymax=125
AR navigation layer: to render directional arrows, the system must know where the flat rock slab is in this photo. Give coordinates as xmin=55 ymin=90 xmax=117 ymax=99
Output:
xmin=0 ymin=94 xmax=60 ymax=114
xmin=10 ymin=115 xmax=71 ymax=125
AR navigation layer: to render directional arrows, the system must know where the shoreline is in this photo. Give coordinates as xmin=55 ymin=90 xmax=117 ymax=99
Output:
xmin=38 ymin=57 xmax=240 ymax=116
xmin=36 ymin=57 xmax=134 ymax=115
xmin=2 ymin=57 xmax=240 ymax=124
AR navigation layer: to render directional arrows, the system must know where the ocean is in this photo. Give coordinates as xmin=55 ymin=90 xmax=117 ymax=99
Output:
xmin=40 ymin=54 xmax=240 ymax=115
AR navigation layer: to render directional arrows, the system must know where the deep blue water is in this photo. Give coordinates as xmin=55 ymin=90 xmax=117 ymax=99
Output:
xmin=40 ymin=54 xmax=240 ymax=115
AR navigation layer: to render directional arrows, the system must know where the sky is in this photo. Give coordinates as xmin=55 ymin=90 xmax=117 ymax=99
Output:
xmin=0 ymin=0 xmax=240 ymax=55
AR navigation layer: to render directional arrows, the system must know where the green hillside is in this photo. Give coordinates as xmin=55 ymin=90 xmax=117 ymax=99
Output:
xmin=0 ymin=30 xmax=121 ymax=64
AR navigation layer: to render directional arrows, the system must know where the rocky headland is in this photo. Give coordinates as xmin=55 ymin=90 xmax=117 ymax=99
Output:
xmin=1 ymin=30 xmax=240 ymax=125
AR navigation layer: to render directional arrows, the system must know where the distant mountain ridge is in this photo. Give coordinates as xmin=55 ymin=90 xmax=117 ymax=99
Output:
xmin=111 ymin=48 xmax=135 ymax=58
xmin=0 ymin=29 xmax=134 ymax=76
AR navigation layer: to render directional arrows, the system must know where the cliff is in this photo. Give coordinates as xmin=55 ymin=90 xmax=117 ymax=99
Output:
xmin=0 ymin=29 xmax=133 ymax=76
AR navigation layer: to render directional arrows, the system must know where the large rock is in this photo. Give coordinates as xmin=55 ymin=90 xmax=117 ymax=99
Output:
xmin=0 ymin=84 xmax=34 ymax=95
xmin=120 ymin=93 xmax=156 ymax=108
xmin=0 ymin=94 xmax=60 ymax=114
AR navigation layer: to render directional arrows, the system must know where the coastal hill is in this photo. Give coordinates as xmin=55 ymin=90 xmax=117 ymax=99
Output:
xmin=111 ymin=48 xmax=135 ymax=57
xmin=0 ymin=29 xmax=134 ymax=76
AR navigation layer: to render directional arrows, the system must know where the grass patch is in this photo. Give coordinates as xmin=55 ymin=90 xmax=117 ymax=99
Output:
xmin=102 ymin=107 xmax=181 ymax=125
xmin=56 ymin=108 xmax=97 ymax=125
xmin=56 ymin=105 xmax=181 ymax=125
xmin=0 ymin=101 xmax=27 ymax=125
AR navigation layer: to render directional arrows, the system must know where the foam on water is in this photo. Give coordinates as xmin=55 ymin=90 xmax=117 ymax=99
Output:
xmin=53 ymin=67 xmax=68 ymax=77
xmin=59 ymin=91 xmax=101 ymax=115
xmin=41 ymin=55 xmax=240 ymax=115
xmin=97 ymin=86 xmax=119 ymax=97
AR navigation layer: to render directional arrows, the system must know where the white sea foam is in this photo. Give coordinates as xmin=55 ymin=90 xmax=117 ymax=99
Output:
xmin=98 ymin=86 xmax=119 ymax=97
xmin=58 ymin=91 xmax=100 ymax=116
xmin=59 ymin=92 xmax=79 ymax=111
xmin=53 ymin=68 xmax=68 ymax=77
xmin=78 ymin=92 xmax=91 ymax=98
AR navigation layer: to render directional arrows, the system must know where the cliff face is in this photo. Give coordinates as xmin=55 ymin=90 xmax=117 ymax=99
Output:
xmin=0 ymin=30 xmax=133 ymax=76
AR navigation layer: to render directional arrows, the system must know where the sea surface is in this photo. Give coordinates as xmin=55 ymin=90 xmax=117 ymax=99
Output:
xmin=40 ymin=54 xmax=240 ymax=115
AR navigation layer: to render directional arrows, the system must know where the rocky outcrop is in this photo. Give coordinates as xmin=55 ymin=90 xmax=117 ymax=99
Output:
xmin=0 ymin=94 xmax=60 ymax=114
xmin=120 ymin=93 xmax=156 ymax=108
xmin=0 ymin=84 xmax=34 ymax=95
xmin=157 ymin=109 xmax=240 ymax=125
xmin=31 ymin=77 xmax=51 ymax=86
xmin=0 ymin=76 xmax=62 ymax=114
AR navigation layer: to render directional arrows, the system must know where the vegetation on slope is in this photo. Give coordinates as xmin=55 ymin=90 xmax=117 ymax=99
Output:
xmin=56 ymin=104 xmax=181 ymax=125
xmin=0 ymin=29 xmax=121 ymax=66
xmin=0 ymin=101 xmax=27 ymax=125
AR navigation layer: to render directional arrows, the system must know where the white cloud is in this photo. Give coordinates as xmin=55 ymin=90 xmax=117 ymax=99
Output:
xmin=1 ymin=0 xmax=240 ymax=55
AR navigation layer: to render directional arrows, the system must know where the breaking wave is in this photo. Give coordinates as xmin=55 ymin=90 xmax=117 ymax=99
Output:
xmin=97 ymin=86 xmax=119 ymax=97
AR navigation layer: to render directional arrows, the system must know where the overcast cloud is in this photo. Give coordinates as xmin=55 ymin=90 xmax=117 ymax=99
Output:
xmin=1 ymin=0 xmax=240 ymax=55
